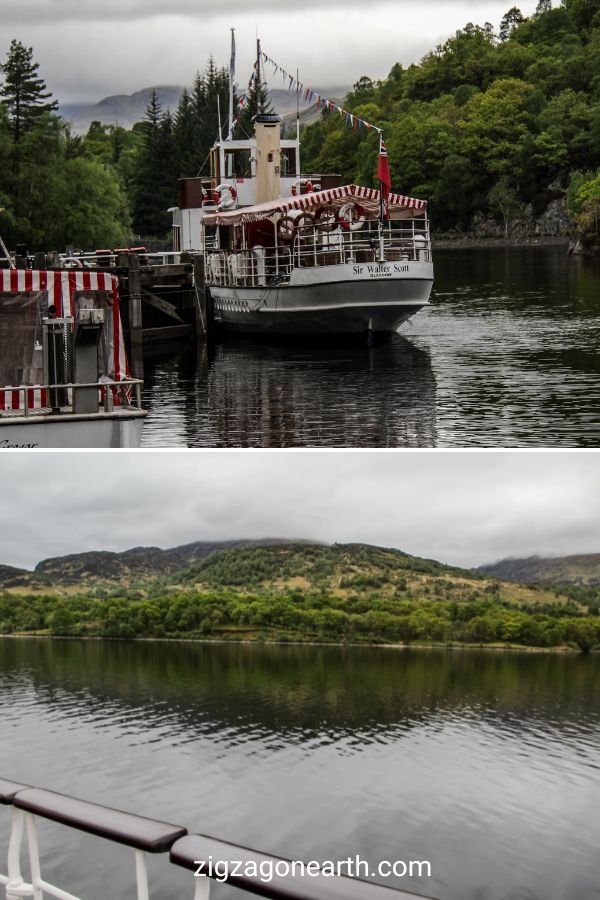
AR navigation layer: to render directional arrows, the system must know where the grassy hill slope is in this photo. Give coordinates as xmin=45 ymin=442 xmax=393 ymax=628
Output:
xmin=2 ymin=542 xmax=598 ymax=652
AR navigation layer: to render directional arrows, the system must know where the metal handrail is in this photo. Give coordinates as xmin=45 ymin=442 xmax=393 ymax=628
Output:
xmin=204 ymin=225 xmax=432 ymax=288
xmin=0 ymin=378 xmax=144 ymax=418
xmin=0 ymin=782 xmax=438 ymax=900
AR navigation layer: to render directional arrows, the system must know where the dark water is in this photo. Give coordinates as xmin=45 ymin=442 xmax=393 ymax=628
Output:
xmin=1 ymin=639 xmax=599 ymax=900
xmin=139 ymin=245 xmax=600 ymax=448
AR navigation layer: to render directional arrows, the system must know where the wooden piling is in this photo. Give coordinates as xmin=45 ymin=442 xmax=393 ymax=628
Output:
xmin=128 ymin=252 xmax=144 ymax=378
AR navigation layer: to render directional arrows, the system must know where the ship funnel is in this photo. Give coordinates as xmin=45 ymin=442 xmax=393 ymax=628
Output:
xmin=254 ymin=113 xmax=282 ymax=204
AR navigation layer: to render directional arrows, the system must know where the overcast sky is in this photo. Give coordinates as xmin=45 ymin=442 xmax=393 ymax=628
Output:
xmin=0 ymin=451 xmax=596 ymax=571
xmin=2 ymin=0 xmax=540 ymax=105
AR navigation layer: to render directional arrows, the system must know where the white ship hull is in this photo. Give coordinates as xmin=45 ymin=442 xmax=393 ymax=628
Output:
xmin=0 ymin=410 xmax=146 ymax=449
xmin=210 ymin=260 xmax=434 ymax=335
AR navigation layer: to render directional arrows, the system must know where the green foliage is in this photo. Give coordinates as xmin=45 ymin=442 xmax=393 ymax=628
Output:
xmin=0 ymin=42 xmax=130 ymax=250
xmin=0 ymin=39 xmax=57 ymax=146
xmin=566 ymin=168 xmax=600 ymax=242
xmin=301 ymin=1 xmax=600 ymax=231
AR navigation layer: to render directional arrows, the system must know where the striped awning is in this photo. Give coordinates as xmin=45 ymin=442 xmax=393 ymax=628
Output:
xmin=0 ymin=269 xmax=129 ymax=405
xmin=202 ymin=184 xmax=427 ymax=226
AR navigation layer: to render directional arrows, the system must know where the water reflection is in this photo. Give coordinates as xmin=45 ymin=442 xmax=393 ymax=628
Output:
xmin=140 ymin=246 xmax=600 ymax=448
xmin=0 ymin=639 xmax=600 ymax=900
xmin=1 ymin=640 xmax=599 ymax=900
xmin=141 ymin=335 xmax=437 ymax=447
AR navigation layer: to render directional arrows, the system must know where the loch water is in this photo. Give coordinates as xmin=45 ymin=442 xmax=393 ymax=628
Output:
xmin=1 ymin=639 xmax=599 ymax=900
xmin=139 ymin=244 xmax=600 ymax=448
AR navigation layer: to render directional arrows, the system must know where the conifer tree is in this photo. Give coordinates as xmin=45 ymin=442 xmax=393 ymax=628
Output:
xmin=0 ymin=40 xmax=57 ymax=143
xmin=235 ymin=77 xmax=274 ymax=139
xmin=499 ymin=7 xmax=526 ymax=41
xmin=132 ymin=91 xmax=177 ymax=236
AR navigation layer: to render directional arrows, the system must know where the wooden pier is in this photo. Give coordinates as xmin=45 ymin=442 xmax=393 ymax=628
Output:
xmin=20 ymin=249 xmax=214 ymax=375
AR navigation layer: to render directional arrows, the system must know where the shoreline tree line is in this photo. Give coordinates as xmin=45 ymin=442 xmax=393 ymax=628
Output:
xmin=1 ymin=0 xmax=600 ymax=251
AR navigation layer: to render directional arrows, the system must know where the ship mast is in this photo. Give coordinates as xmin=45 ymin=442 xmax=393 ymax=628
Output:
xmin=256 ymin=37 xmax=263 ymax=115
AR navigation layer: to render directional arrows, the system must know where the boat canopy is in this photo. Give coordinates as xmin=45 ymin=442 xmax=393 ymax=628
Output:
xmin=202 ymin=184 xmax=427 ymax=226
xmin=0 ymin=269 xmax=129 ymax=409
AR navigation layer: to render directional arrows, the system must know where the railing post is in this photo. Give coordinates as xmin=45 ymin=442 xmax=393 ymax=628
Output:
xmin=6 ymin=808 xmax=26 ymax=900
xmin=24 ymin=814 xmax=44 ymax=900
xmin=192 ymin=876 xmax=210 ymax=900
xmin=134 ymin=849 xmax=150 ymax=900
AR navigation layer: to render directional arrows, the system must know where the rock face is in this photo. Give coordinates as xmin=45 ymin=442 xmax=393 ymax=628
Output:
xmin=468 ymin=197 xmax=571 ymax=239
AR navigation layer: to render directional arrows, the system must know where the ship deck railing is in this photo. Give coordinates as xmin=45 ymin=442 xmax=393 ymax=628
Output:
xmin=205 ymin=220 xmax=432 ymax=288
xmin=0 ymin=779 xmax=437 ymax=900
xmin=0 ymin=378 xmax=144 ymax=419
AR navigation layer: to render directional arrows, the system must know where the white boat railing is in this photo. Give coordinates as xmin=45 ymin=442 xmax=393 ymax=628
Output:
xmin=57 ymin=252 xmax=183 ymax=269
xmin=0 ymin=780 xmax=437 ymax=900
xmin=204 ymin=220 xmax=431 ymax=288
xmin=0 ymin=378 xmax=144 ymax=419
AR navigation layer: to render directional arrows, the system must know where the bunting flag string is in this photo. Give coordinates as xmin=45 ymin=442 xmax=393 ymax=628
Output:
xmin=260 ymin=50 xmax=382 ymax=134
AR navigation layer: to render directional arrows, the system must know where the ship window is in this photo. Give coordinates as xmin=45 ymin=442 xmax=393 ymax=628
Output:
xmin=225 ymin=149 xmax=252 ymax=178
xmin=281 ymin=148 xmax=297 ymax=177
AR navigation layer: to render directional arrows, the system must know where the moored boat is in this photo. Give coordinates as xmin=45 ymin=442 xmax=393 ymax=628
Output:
xmin=202 ymin=181 xmax=433 ymax=336
xmin=170 ymin=40 xmax=434 ymax=338
xmin=0 ymin=269 xmax=145 ymax=448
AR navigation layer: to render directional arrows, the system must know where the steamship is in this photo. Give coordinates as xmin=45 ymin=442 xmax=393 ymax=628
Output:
xmin=169 ymin=51 xmax=433 ymax=337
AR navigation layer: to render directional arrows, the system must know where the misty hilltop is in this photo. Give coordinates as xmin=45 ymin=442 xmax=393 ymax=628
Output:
xmin=59 ymin=84 xmax=349 ymax=134
xmin=479 ymin=554 xmax=600 ymax=587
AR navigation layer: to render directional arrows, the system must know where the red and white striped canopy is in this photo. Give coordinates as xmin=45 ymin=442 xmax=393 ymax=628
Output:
xmin=203 ymin=183 xmax=427 ymax=226
xmin=0 ymin=269 xmax=129 ymax=409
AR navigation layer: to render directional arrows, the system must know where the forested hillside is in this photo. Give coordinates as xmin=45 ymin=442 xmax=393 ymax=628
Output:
xmin=1 ymin=0 xmax=600 ymax=249
xmin=1 ymin=543 xmax=599 ymax=652
xmin=301 ymin=0 xmax=600 ymax=242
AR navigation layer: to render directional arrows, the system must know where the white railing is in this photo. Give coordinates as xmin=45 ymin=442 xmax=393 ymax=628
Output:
xmin=0 ymin=378 xmax=144 ymax=418
xmin=0 ymin=782 xmax=437 ymax=900
xmin=57 ymin=252 xmax=184 ymax=269
xmin=204 ymin=220 xmax=431 ymax=288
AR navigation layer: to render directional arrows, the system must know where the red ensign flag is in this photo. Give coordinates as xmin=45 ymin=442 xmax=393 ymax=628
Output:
xmin=377 ymin=134 xmax=391 ymax=221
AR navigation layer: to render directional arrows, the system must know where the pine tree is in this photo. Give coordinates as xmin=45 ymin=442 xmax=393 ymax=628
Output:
xmin=235 ymin=78 xmax=274 ymax=139
xmin=499 ymin=7 xmax=526 ymax=41
xmin=0 ymin=40 xmax=57 ymax=143
xmin=132 ymin=91 xmax=177 ymax=236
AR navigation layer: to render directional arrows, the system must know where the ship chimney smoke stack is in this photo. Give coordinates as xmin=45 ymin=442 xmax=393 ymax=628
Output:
xmin=254 ymin=113 xmax=282 ymax=204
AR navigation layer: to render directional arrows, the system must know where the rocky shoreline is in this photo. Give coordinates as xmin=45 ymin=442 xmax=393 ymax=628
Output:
xmin=432 ymin=235 xmax=571 ymax=250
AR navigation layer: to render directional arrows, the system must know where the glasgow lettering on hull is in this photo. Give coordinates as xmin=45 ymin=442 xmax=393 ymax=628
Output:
xmin=353 ymin=264 xmax=410 ymax=278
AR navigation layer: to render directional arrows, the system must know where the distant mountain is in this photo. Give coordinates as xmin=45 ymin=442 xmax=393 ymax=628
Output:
xmin=0 ymin=539 xmax=315 ymax=591
xmin=59 ymin=84 xmax=349 ymax=135
xmin=478 ymin=554 xmax=600 ymax=586
xmin=60 ymin=85 xmax=185 ymax=134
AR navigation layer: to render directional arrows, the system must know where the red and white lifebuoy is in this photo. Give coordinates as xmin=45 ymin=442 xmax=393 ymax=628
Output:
xmin=314 ymin=205 xmax=337 ymax=232
xmin=337 ymin=202 xmax=366 ymax=232
xmin=291 ymin=178 xmax=317 ymax=197
xmin=213 ymin=183 xmax=238 ymax=209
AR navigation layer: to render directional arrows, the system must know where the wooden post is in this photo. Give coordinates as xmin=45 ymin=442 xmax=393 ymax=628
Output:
xmin=193 ymin=254 xmax=212 ymax=343
xmin=128 ymin=252 xmax=144 ymax=378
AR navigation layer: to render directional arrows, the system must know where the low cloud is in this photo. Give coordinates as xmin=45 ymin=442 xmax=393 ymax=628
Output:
xmin=0 ymin=451 xmax=596 ymax=571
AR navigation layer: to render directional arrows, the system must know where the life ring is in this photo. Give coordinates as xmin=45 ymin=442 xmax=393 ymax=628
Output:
xmin=277 ymin=216 xmax=297 ymax=242
xmin=291 ymin=178 xmax=315 ymax=197
xmin=314 ymin=205 xmax=337 ymax=232
xmin=337 ymin=202 xmax=366 ymax=232
xmin=295 ymin=212 xmax=315 ymax=234
xmin=214 ymin=183 xmax=238 ymax=209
